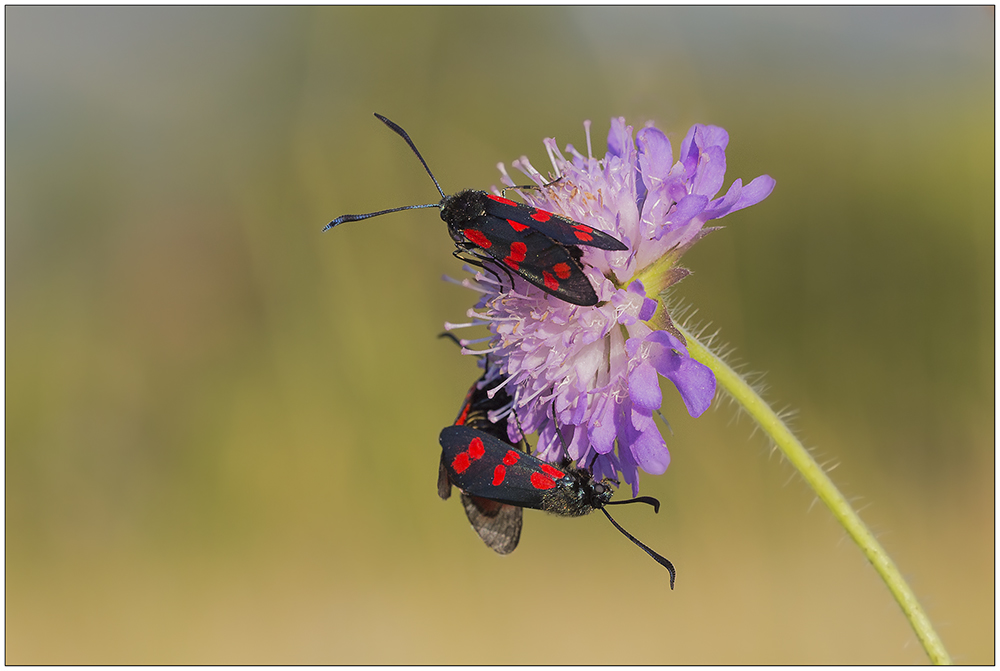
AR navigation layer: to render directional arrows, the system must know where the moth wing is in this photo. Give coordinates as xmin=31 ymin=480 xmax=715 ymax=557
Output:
xmin=468 ymin=214 xmax=599 ymax=306
xmin=437 ymin=455 xmax=453 ymax=501
xmin=460 ymin=493 xmax=523 ymax=555
xmin=439 ymin=425 xmax=559 ymax=511
xmin=483 ymin=197 xmax=627 ymax=251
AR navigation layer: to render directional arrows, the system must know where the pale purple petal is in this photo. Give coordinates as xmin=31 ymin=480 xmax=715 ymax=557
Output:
xmin=588 ymin=394 xmax=619 ymax=455
xmin=640 ymin=184 xmax=674 ymax=229
xmin=670 ymin=194 xmax=710 ymax=227
xmin=623 ymin=403 xmax=670 ymax=487
xmin=697 ymin=125 xmax=730 ymax=151
xmin=729 ymin=174 xmax=776 ymax=213
xmin=628 ymin=360 xmax=662 ymax=412
xmin=666 ymin=356 xmax=716 ymax=418
xmin=679 ymin=125 xmax=699 ymax=173
xmin=564 ymin=423 xmax=588 ymax=462
xmin=692 ymin=145 xmax=728 ymax=198
xmin=639 ymin=296 xmax=657 ymax=321
xmin=703 ymin=178 xmax=744 ymax=220
xmin=637 ymin=126 xmax=673 ymax=186
xmin=590 ymin=450 xmax=622 ymax=486
xmin=666 ymin=176 xmax=692 ymax=204
xmin=607 ymin=117 xmax=630 ymax=159
xmin=645 ymin=331 xmax=717 ymax=417
xmin=615 ymin=444 xmax=641 ymax=496
xmin=627 ymin=280 xmax=654 ymax=310
xmin=629 ymin=421 xmax=670 ymax=475
xmin=654 ymin=193 xmax=710 ymax=241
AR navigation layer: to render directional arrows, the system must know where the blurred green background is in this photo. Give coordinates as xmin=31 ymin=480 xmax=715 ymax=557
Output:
xmin=6 ymin=6 xmax=993 ymax=664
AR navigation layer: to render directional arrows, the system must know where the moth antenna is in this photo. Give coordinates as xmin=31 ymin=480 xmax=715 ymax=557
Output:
xmin=598 ymin=506 xmax=676 ymax=589
xmin=437 ymin=332 xmax=463 ymax=348
xmin=509 ymin=400 xmax=528 ymax=446
xmin=500 ymin=175 xmax=563 ymax=198
xmin=549 ymin=403 xmax=671 ymax=582
xmin=551 ymin=415 xmax=572 ymax=452
xmin=374 ymin=113 xmax=447 ymax=200
xmin=545 ymin=418 xmax=579 ymax=470
xmin=655 ymin=409 xmax=674 ymax=435
xmin=500 ymin=175 xmax=565 ymax=198
xmin=604 ymin=495 xmax=661 ymax=513
xmin=323 ymin=202 xmax=438 ymax=231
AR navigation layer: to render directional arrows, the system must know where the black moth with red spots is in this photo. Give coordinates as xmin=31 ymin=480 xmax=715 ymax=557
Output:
xmin=441 ymin=190 xmax=625 ymax=306
xmin=439 ymin=424 xmax=677 ymax=587
xmin=324 ymin=113 xmax=628 ymax=306
xmin=437 ymin=369 xmax=528 ymax=555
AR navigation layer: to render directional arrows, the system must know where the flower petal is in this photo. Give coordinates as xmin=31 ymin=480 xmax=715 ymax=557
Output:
xmin=588 ymin=393 xmax=619 ymax=455
xmin=628 ymin=360 xmax=662 ymax=412
xmin=639 ymin=296 xmax=658 ymax=322
xmin=669 ymin=356 xmax=716 ymax=417
xmin=607 ymin=117 xmax=630 ymax=159
xmin=645 ymin=331 xmax=717 ymax=417
xmin=729 ymin=174 xmax=776 ymax=213
xmin=637 ymin=126 xmax=673 ymax=187
xmin=692 ymin=145 xmax=728 ymax=199
xmin=629 ymin=420 xmax=670 ymax=475
xmin=654 ymin=193 xmax=709 ymax=242
xmin=703 ymin=177 xmax=744 ymax=220
xmin=616 ymin=419 xmax=642 ymax=494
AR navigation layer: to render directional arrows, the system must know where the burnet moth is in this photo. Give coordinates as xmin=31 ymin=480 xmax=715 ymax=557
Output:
xmin=324 ymin=113 xmax=628 ymax=306
xmin=439 ymin=424 xmax=677 ymax=587
xmin=437 ymin=365 xmax=528 ymax=555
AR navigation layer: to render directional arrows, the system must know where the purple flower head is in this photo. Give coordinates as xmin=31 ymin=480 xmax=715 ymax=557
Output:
xmin=447 ymin=118 xmax=774 ymax=494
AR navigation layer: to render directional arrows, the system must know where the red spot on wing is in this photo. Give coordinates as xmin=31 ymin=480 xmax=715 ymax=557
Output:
xmin=530 ymin=472 xmax=556 ymax=490
xmin=542 ymin=271 xmax=559 ymax=291
xmin=452 ymin=452 xmax=472 ymax=474
xmin=492 ymin=464 xmax=507 ymax=486
xmin=540 ymin=463 xmax=565 ymax=479
xmin=487 ymin=194 xmax=518 ymax=206
xmin=506 ymin=219 xmax=530 ymax=233
xmin=530 ymin=209 xmax=552 ymax=222
xmin=552 ymin=262 xmax=572 ymax=279
xmin=468 ymin=437 xmax=486 ymax=460
xmin=504 ymin=241 xmax=528 ymax=271
xmin=572 ymin=225 xmax=594 ymax=242
xmin=455 ymin=400 xmax=471 ymax=426
xmin=502 ymin=450 xmax=521 ymax=465
xmin=464 ymin=228 xmax=492 ymax=249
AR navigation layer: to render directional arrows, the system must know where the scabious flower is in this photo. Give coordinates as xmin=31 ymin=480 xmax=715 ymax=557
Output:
xmin=447 ymin=118 xmax=775 ymax=495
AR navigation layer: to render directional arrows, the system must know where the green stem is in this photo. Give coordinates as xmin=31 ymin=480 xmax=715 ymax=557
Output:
xmin=676 ymin=323 xmax=953 ymax=665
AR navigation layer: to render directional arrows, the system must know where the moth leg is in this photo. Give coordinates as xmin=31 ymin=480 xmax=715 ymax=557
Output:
xmin=500 ymin=175 xmax=564 ymax=198
xmin=452 ymin=245 xmax=516 ymax=294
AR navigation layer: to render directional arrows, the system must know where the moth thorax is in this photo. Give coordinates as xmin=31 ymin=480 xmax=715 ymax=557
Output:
xmin=440 ymin=189 xmax=488 ymax=228
xmin=541 ymin=472 xmax=608 ymax=517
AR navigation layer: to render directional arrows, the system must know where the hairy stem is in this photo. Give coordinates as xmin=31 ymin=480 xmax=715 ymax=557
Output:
xmin=676 ymin=323 xmax=952 ymax=665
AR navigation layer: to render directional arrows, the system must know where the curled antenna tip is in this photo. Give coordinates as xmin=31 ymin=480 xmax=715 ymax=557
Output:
xmin=605 ymin=495 xmax=661 ymax=514
xmin=598 ymin=506 xmax=676 ymax=587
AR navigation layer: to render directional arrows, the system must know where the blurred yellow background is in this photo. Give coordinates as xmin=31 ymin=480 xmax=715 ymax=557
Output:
xmin=6 ymin=6 xmax=993 ymax=664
